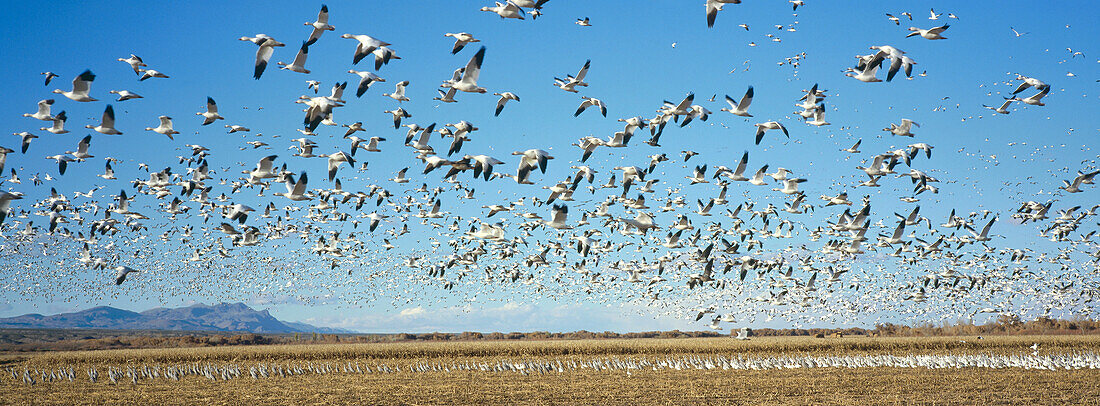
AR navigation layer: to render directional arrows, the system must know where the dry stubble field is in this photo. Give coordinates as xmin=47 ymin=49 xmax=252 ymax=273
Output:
xmin=2 ymin=335 xmax=1099 ymax=405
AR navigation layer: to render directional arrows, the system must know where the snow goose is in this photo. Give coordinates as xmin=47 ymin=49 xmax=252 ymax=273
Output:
xmin=15 ymin=132 xmax=37 ymax=154
xmin=481 ymin=2 xmax=526 ymax=20
xmin=0 ymin=191 xmax=22 ymax=226
xmin=225 ymin=125 xmax=250 ymax=133
xmin=773 ymin=178 xmax=806 ymax=194
xmin=706 ymin=0 xmax=741 ymax=28
xmin=240 ymin=34 xmax=285 ymax=46
xmin=52 ymin=70 xmax=97 ymax=102
xmin=576 ymin=17 xmax=591 ymax=26
xmin=687 ymin=164 xmax=708 ymax=184
xmin=384 ymin=108 xmax=411 ymax=129
xmin=846 ymin=51 xmax=886 ymax=82
xmin=273 ymin=171 xmax=311 ymax=201
xmin=883 ymin=119 xmax=918 ymax=137
xmin=45 ymin=154 xmax=76 ymax=175
xmin=553 ymin=59 xmax=589 ymax=92
xmin=513 ymin=149 xmax=554 ymax=175
xmin=145 ymin=116 xmax=180 ymax=140
xmin=40 ymin=111 xmax=69 ymax=134
xmin=251 ymin=36 xmax=285 ymax=79
xmin=391 ymin=167 xmax=410 ymax=183
xmin=720 ymin=86 xmax=754 ymax=117
xmin=197 ymin=97 xmax=224 ymax=125
xmin=371 ymin=46 xmax=401 ymax=70
xmin=138 ymin=69 xmax=169 ymax=81
xmin=748 ymin=165 xmax=770 ymax=185
xmin=108 ymin=90 xmax=142 ymax=101
xmin=383 ymin=80 xmax=411 ymax=101
xmin=444 ymin=32 xmax=479 ymax=54
xmin=726 ymin=151 xmax=750 ymax=181
xmin=1009 ymin=86 xmax=1049 ymax=106
xmin=117 ymin=55 xmax=146 ymax=75
xmin=1012 ymin=75 xmax=1049 ymax=94
xmin=86 ymin=105 xmax=122 ymax=135
xmin=113 ymin=266 xmax=139 ymax=285
xmin=23 ymin=99 xmax=55 ymax=121
xmin=444 ymin=47 xmax=487 ymax=93
xmin=982 ymin=99 xmax=1014 ymax=114
xmin=348 ymin=70 xmax=384 ymax=97
xmin=66 ymin=135 xmax=94 ymax=161
xmin=575 ymin=96 xmax=606 ymax=117
xmin=277 ymin=38 xmax=318 ymax=74
xmin=966 ymin=217 xmax=996 ymax=242
xmin=840 ymin=139 xmax=861 ymax=153
xmin=306 ymin=4 xmax=335 ymax=41
xmin=752 ymin=121 xmax=788 ymax=145
xmin=906 ymin=25 xmax=949 ymax=40
xmin=545 ymin=204 xmax=572 ymax=229
xmin=806 ymin=103 xmax=830 ymax=126
xmin=323 ymin=151 xmax=355 ymax=181
xmin=341 ymin=34 xmax=390 ymax=64
xmin=41 ymin=72 xmax=59 ymax=86
xmin=493 ymin=92 xmax=520 ymax=116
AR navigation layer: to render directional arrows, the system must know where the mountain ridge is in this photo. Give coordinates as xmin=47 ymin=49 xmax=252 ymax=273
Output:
xmin=0 ymin=303 xmax=354 ymax=334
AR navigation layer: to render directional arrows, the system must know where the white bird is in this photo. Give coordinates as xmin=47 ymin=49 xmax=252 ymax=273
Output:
xmin=444 ymin=32 xmax=479 ymax=54
xmin=85 ymin=105 xmax=122 ymax=135
xmin=273 ymin=171 xmax=311 ymax=201
xmin=305 ymin=4 xmax=335 ymax=41
xmin=348 ymin=70 xmax=385 ymax=97
xmin=753 ymin=121 xmax=788 ymax=145
xmin=277 ymin=38 xmax=318 ymax=74
xmin=480 ymin=1 xmax=526 ymax=20
xmin=108 ymin=90 xmax=143 ymax=101
xmin=52 ymin=70 xmax=97 ymax=102
xmin=706 ymin=0 xmax=742 ymax=28
xmin=383 ymin=80 xmax=411 ymax=102
xmin=493 ymin=92 xmax=520 ymax=116
xmin=443 ymin=47 xmax=487 ymax=93
xmin=0 ymin=191 xmax=22 ymax=226
xmin=23 ymin=99 xmax=55 ymax=121
xmin=983 ymin=99 xmax=1014 ymax=115
xmin=138 ymin=69 xmax=169 ymax=81
xmin=117 ymin=54 xmax=146 ymax=74
xmin=114 ymin=266 xmax=139 ymax=285
xmin=846 ymin=52 xmax=886 ymax=82
xmin=883 ymin=119 xmax=919 ymax=137
xmin=324 ymin=151 xmax=355 ymax=181
xmin=40 ymin=111 xmax=69 ymax=134
xmin=720 ymin=86 xmax=754 ymax=117
xmin=545 ymin=204 xmax=572 ymax=230
xmin=907 ymin=25 xmax=949 ymax=40
xmin=554 ymin=59 xmax=589 ymax=93
xmin=66 ymin=135 xmax=94 ymax=161
xmin=145 ymin=116 xmax=180 ymax=140
xmin=574 ymin=96 xmax=607 ymax=117
xmin=197 ymin=97 xmax=224 ymax=125
xmin=341 ymin=34 xmax=391 ymax=65
xmin=250 ymin=36 xmax=285 ymax=79
xmin=575 ymin=17 xmax=591 ymax=26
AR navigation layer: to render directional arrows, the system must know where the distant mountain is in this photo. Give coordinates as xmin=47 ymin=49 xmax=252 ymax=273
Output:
xmin=0 ymin=303 xmax=355 ymax=334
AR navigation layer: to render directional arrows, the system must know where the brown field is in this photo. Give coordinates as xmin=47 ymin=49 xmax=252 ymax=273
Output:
xmin=2 ymin=335 xmax=1100 ymax=405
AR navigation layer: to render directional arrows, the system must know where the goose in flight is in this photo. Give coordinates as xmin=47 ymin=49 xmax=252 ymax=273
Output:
xmin=907 ymin=25 xmax=949 ymax=40
xmin=86 ymin=105 xmax=122 ymax=135
xmin=841 ymin=139 xmax=861 ymax=153
xmin=576 ymin=17 xmax=591 ymax=26
xmin=1060 ymin=171 xmax=1098 ymax=193
xmin=45 ymin=154 xmax=76 ymax=175
xmin=481 ymin=2 xmax=526 ymax=20
xmin=274 ymin=171 xmax=311 ymax=201
xmin=493 ymin=92 xmax=520 ymax=116
xmin=306 ymin=4 xmax=335 ymax=41
xmin=197 ymin=97 xmax=224 ymax=125
xmin=66 ymin=135 xmax=94 ymax=161
xmin=554 ymin=59 xmax=590 ymax=93
xmin=145 ymin=116 xmax=180 ymax=140
xmin=1009 ymin=86 xmax=1050 ymax=106
xmin=385 ymin=107 xmax=411 ymax=129
xmin=16 ymin=132 xmax=38 ymax=154
xmin=883 ymin=119 xmax=919 ymax=137
xmin=773 ymin=178 xmax=807 ymax=194
xmin=41 ymin=72 xmax=59 ymax=86
xmin=0 ymin=191 xmax=22 ymax=226
xmin=1012 ymin=75 xmax=1049 ymax=95
xmin=138 ymin=69 xmax=169 ymax=81
xmin=966 ymin=217 xmax=996 ymax=242
xmin=40 ymin=111 xmax=69 ymax=134
xmin=52 ymin=70 xmax=97 ymax=102
xmin=277 ymin=38 xmax=318 ymax=74
xmin=324 ymin=151 xmax=355 ymax=181
xmin=846 ymin=52 xmax=885 ymax=82
xmin=245 ymin=155 xmax=279 ymax=181
xmin=706 ymin=0 xmax=741 ymax=28
xmin=348 ymin=70 xmax=385 ymax=97
xmin=240 ymin=33 xmax=285 ymax=46
xmin=113 ymin=266 xmax=139 ymax=285
xmin=117 ymin=55 xmax=146 ymax=75
xmin=575 ymin=96 xmax=607 ymax=117
xmin=383 ymin=80 xmax=411 ymax=101
xmin=341 ymin=34 xmax=391 ymax=64
xmin=443 ymin=47 xmax=487 ymax=93
xmin=444 ymin=32 xmax=479 ymax=54
xmin=513 ymin=149 xmax=554 ymax=176
xmin=983 ymin=99 xmax=1014 ymax=114
xmin=108 ymin=90 xmax=143 ymax=101
xmin=720 ymin=86 xmax=754 ymax=117
xmin=928 ymin=8 xmax=942 ymax=20
xmin=250 ymin=36 xmax=285 ymax=79
xmin=753 ymin=121 xmax=788 ymax=145
xmin=23 ymin=99 xmax=55 ymax=121
xmin=545 ymin=204 xmax=572 ymax=230
xmin=806 ymin=103 xmax=830 ymax=126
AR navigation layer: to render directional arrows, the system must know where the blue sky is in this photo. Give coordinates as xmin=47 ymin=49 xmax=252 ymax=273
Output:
xmin=0 ymin=1 xmax=1097 ymax=333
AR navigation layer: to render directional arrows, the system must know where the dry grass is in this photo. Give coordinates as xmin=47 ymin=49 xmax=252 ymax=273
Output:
xmin=2 ymin=335 xmax=1099 ymax=405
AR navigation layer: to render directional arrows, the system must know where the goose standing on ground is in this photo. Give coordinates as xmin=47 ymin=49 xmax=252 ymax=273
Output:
xmin=108 ymin=90 xmax=143 ymax=101
xmin=753 ymin=121 xmax=788 ymax=145
xmin=40 ymin=111 xmax=69 ymax=134
xmin=575 ymin=96 xmax=607 ymax=117
xmin=706 ymin=0 xmax=742 ymax=28
xmin=277 ymin=39 xmax=318 ymax=74
xmin=23 ymin=99 xmax=55 ymax=121
xmin=493 ymin=92 xmax=520 ymax=116
xmin=306 ymin=4 xmax=335 ymax=41
xmin=145 ymin=116 xmax=180 ymax=140
xmin=341 ymin=34 xmax=391 ymax=64
xmin=117 ymin=55 xmax=146 ymax=74
xmin=443 ymin=47 xmax=487 ymax=93
xmin=113 ymin=266 xmax=139 ymax=285
xmin=52 ymin=70 xmax=97 ymax=102
xmin=86 ymin=105 xmax=122 ymax=135
xmin=444 ymin=32 xmax=479 ymax=54
xmin=720 ymin=86 xmax=754 ymax=117
xmin=906 ymin=25 xmax=949 ymax=40
xmin=349 ymin=70 xmax=385 ymax=97
xmin=197 ymin=97 xmax=224 ymax=125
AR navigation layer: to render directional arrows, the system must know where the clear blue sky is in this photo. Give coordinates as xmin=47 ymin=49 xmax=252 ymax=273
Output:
xmin=0 ymin=1 xmax=1097 ymax=333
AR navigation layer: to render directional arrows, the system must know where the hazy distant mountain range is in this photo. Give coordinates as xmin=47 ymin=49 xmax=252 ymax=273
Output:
xmin=0 ymin=303 xmax=355 ymax=334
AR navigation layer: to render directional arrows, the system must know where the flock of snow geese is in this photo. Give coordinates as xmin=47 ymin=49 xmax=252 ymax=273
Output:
xmin=1 ymin=2 xmax=1097 ymax=329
